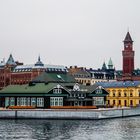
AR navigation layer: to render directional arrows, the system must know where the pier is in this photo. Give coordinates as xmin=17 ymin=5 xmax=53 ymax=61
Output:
xmin=0 ymin=107 xmax=140 ymax=119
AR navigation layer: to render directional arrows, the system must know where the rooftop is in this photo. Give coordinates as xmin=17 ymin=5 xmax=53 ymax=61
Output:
xmin=97 ymin=81 xmax=140 ymax=88
xmin=32 ymin=71 xmax=76 ymax=83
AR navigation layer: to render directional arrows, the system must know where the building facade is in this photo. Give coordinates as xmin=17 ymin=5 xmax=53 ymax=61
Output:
xmin=0 ymin=71 xmax=109 ymax=109
xmin=117 ymin=32 xmax=140 ymax=81
xmin=69 ymin=58 xmax=116 ymax=85
xmin=97 ymin=81 xmax=140 ymax=107
xmin=0 ymin=54 xmax=67 ymax=90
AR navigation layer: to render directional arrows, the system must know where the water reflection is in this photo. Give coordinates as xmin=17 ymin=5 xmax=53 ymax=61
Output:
xmin=0 ymin=117 xmax=139 ymax=140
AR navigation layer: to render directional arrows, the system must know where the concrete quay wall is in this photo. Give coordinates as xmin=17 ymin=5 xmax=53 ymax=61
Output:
xmin=0 ymin=108 xmax=140 ymax=119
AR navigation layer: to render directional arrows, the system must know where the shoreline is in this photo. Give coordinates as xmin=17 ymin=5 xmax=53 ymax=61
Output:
xmin=0 ymin=107 xmax=140 ymax=120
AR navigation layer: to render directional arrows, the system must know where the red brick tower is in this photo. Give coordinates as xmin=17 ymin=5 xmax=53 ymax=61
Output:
xmin=122 ymin=32 xmax=134 ymax=79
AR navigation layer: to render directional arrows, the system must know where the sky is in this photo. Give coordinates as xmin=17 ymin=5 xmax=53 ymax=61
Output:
xmin=0 ymin=0 xmax=140 ymax=70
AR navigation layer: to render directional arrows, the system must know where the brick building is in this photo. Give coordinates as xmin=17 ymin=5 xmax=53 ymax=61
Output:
xmin=117 ymin=32 xmax=140 ymax=81
xmin=68 ymin=59 xmax=116 ymax=85
xmin=0 ymin=54 xmax=67 ymax=90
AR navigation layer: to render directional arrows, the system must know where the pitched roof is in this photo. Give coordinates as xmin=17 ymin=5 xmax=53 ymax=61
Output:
xmin=6 ymin=54 xmax=16 ymax=65
xmin=124 ymin=32 xmax=133 ymax=43
xmin=102 ymin=62 xmax=107 ymax=70
xmin=0 ymin=83 xmax=69 ymax=94
xmin=13 ymin=64 xmax=67 ymax=72
xmin=0 ymin=82 xmax=107 ymax=96
xmin=32 ymin=72 xmax=76 ymax=83
xmin=68 ymin=68 xmax=91 ymax=78
xmin=97 ymin=81 xmax=140 ymax=88
xmin=62 ymin=83 xmax=104 ymax=93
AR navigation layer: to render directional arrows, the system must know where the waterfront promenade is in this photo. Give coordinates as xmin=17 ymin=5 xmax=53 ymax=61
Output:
xmin=0 ymin=107 xmax=140 ymax=119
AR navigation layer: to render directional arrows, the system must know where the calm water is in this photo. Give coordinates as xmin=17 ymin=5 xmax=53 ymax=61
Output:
xmin=0 ymin=117 xmax=140 ymax=140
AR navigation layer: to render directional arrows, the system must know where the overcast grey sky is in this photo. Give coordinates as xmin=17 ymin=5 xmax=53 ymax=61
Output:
xmin=0 ymin=0 xmax=140 ymax=69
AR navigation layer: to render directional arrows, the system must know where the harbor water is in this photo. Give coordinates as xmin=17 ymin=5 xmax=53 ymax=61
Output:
xmin=0 ymin=117 xmax=140 ymax=140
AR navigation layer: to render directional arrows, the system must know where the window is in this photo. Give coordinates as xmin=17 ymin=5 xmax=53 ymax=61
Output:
xmin=96 ymin=89 xmax=102 ymax=94
xmin=93 ymin=97 xmax=104 ymax=105
xmin=130 ymin=100 xmax=133 ymax=106
xmin=31 ymin=98 xmax=36 ymax=106
xmin=37 ymin=98 xmax=44 ymax=107
xmin=113 ymin=100 xmax=115 ymax=105
xmin=124 ymin=93 xmax=127 ymax=97
xmin=124 ymin=100 xmax=127 ymax=106
xmin=50 ymin=97 xmax=63 ymax=106
xmin=53 ymin=88 xmax=62 ymax=94
xmin=5 ymin=97 xmax=10 ymax=107
xmin=107 ymin=100 xmax=110 ymax=105
xmin=27 ymin=97 xmax=30 ymax=106
xmin=112 ymin=90 xmax=116 ymax=97
xmin=130 ymin=93 xmax=133 ymax=97
xmin=119 ymin=100 xmax=121 ymax=105
xmin=17 ymin=97 xmax=20 ymax=106
xmin=20 ymin=97 xmax=26 ymax=106
xmin=10 ymin=97 xmax=15 ymax=106
xmin=118 ymin=93 xmax=121 ymax=97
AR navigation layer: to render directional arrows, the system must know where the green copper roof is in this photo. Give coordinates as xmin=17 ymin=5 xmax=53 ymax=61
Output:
xmin=108 ymin=58 xmax=113 ymax=66
xmin=0 ymin=83 xmax=62 ymax=94
xmin=32 ymin=72 xmax=76 ymax=83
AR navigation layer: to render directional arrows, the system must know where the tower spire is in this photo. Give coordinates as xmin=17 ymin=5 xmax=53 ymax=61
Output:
xmin=123 ymin=32 xmax=133 ymax=43
xmin=38 ymin=55 xmax=41 ymax=61
xmin=108 ymin=58 xmax=113 ymax=69
xmin=35 ymin=55 xmax=44 ymax=66
xmin=102 ymin=61 xmax=107 ymax=70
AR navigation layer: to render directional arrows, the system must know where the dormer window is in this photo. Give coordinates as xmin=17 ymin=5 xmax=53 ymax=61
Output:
xmin=96 ymin=89 xmax=102 ymax=94
xmin=53 ymin=88 xmax=62 ymax=94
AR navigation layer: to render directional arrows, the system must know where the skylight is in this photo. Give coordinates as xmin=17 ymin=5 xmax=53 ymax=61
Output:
xmin=57 ymin=75 xmax=62 ymax=79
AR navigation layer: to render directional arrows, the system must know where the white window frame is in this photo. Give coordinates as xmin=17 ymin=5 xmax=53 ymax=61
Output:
xmin=17 ymin=97 xmax=20 ymax=106
xmin=96 ymin=89 xmax=102 ymax=94
xmin=27 ymin=97 xmax=30 ymax=106
xmin=93 ymin=97 xmax=104 ymax=105
xmin=37 ymin=98 xmax=44 ymax=107
xmin=10 ymin=97 xmax=15 ymax=106
xmin=53 ymin=88 xmax=62 ymax=94
xmin=31 ymin=98 xmax=36 ymax=106
xmin=50 ymin=97 xmax=63 ymax=106
xmin=20 ymin=97 xmax=26 ymax=106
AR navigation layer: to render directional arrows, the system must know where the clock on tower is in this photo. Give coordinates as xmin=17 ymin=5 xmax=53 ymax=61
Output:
xmin=122 ymin=32 xmax=134 ymax=76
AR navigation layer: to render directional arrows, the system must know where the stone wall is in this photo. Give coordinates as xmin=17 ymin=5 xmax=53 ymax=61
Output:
xmin=0 ymin=108 xmax=139 ymax=119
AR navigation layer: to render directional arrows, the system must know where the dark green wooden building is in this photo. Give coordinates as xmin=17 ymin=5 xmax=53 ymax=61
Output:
xmin=0 ymin=72 xmax=109 ymax=108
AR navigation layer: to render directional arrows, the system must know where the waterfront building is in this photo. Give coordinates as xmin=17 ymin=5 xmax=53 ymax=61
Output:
xmin=117 ymin=32 xmax=140 ymax=81
xmin=0 ymin=54 xmax=67 ymax=89
xmin=68 ymin=59 xmax=116 ymax=85
xmin=0 ymin=71 xmax=109 ymax=109
xmin=97 ymin=81 xmax=140 ymax=107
